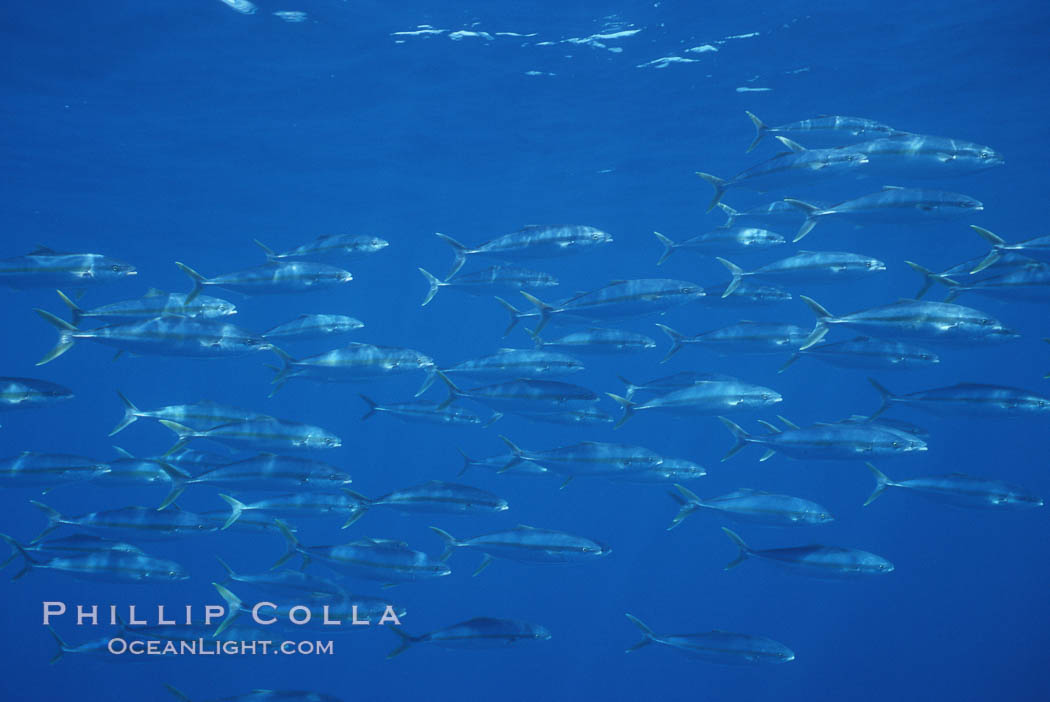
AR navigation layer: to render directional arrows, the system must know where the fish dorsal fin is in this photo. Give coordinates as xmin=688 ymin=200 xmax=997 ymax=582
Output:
xmin=143 ymin=288 xmax=167 ymax=297
xmin=359 ymin=538 xmax=407 ymax=547
xmin=516 ymin=524 xmax=537 ymax=530
xmin=29 ymin=245 xmax=59 ymax=255
xmin=881 ymin=185 xmax=905 ymax=191
xmin=112 ymin=446 xmax=134 ymax=459
xmin=757 ymin=419 xmax=781 ymax=433
xmin=774 ymin=136 xmax=807 ymax=152
xmin=777 ymin=415 xmax=800 ymax=430
xmin=497 ymin=348 xmax=518 ymax=353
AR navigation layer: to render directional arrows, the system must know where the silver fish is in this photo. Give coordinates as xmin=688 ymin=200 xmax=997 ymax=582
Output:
xmin=668 ymin=486 xmax=833 ymax=529
xmin=175 ymin=260 xmax=352 ymax=304
xmin=625 ymin=614 xmax=794 ymax=665
xmin=658 ymin=322 xmax=809 ymax=362
xmin=785 ymin=187 xmax=983 ymax=241
xmin=719 ymin=416 xmax=927 ymax=462
xmin=0 ymin=452 xmax=108 ymax=489
xmin=34 ymin=311 xmax=272 ymax=366
xmin=159 ymin=418 xmax=341 ymax=455
xmin=535 ymin=328 xmax=656 ymax=354
xmin=437 ymin=373 xmax=598 ymax=415
xmin=717 ymin=251 xmax=885 ymax=296
xmin=721 ymin=528 xmax=893 ymax=578
xmin=57 ymin=288 xmax=236 ymax=325
xmin=430 ymin=524 xmax=610 ymax=576
xmin=780 ymin=337 xmax=940 ymax=373
xmin=1 ymin=535 xmax=187 ymax=583
xmin=387 ymin=617 xmax=550 ymax=658
xmin=653 ymin=228 xmax=785 ymax=265
xmin=419 ymin=265 xmax=558 ymax=306
xmin=520 ymin=279 xmax=705 ymax=335
xmin=696 ymin=139 xmax=869 ymax=210
xmin=0 ymin=246 xmax=136 ymax=289
xmin=435 ymin=225 xmax=613 ymax=278
xmin=864 ymin=463 xmax=1043 ymax=509
xmin=110 ymin=391 xmax=272 ymax=436
xmin=343 ymin=481 xmax=508 ymax=526
xmin=261 ymin=314 xmax=364 ymax=341
xmin=359 ymin=395 xmax=498 ymax=426
xmin=273 ymin=522 xmax=450 ymax=584
xmin=868 ymin=378 xmax=1050 ymax=418
xmin=0 ymin=377 xmax=73 ymax=419
xmin=270 ymin=344 xmax=435 ymax=395
xmin=744 ymin=111 xmax=903 ymax=152
xmin=799 ymin=295 xmax=1018 ymax=350
xmin=255 ymin=234 xmax=388 ymax=262
xmin=608 ymin=379 xmax=782 ymax=427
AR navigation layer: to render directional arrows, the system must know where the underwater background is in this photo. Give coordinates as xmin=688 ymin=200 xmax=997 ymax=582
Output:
xmin=2 ymin=1 xmax=1049 ymax=701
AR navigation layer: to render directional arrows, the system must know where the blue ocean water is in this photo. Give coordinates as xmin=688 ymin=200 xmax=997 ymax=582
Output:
xmin=2 ymin=1 xmax=1049 ymax=700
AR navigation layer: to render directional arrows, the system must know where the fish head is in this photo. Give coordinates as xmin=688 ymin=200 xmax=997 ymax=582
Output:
xmin=866 ymin=258 xmax=887 ymax=272
xmin=813 ymin=511 xmax=836 ymax=524
xmin=532 ymin=625 xmax=553 ymax=641
xmin=968 ymin=145 xmax=1005 ymax=168
xmin=582 ymin=227 xmax=614 ymax=246
xmin=367 ymin=237 xmax=390 ymax=252
xmin=868 ymin=557 xmax=894 ymax=574
xmin=588 ymin=541 xmax=613 ymax=557
xmin=313 ymin=433 xmax=343 ymax=449
xmin=207 ymin=300 xmax=238 ymax=317
xmin=95 ymin=256 xmax=138 ymax=280
xmin=1006 ymin=492 xmax=1044 ymax=508
xmin=494 ymin=499 xmax=510 ymax=512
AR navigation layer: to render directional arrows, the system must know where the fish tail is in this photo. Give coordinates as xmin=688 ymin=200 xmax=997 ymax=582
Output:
xmin=777 ymin=353 xmax=801 ymax=374
xmin=360 ymin=394 xmax=379 ymax=421
xmin=433 ymin=370 xmax=461 ymax=410
xmin=341 ymin=488 xmax=371 ymax=528
xmin=616 ymin=376 xmax=637 ymax=401
xmin=717 ymin=417 xmax=752 ymax=461
xmin=47 ymin=626 xmax=68 ymax=665
xmin=667 ymin=484 xmax=702 ymax=530
xmin=867 ymin=377 xmax=895 ymax=419
xmin=28 ymin=501 xmax=62 ymax=542
xmin=624 ymin=613 xmax=655 ymax=652
xmin=605 ymin=393 xmax=635 ymax=429
xmin=215 ymin=556 xmax=236 ymax=582
xmin=654 ymin=323 xmax=684 ymax=364
xmin=217 ymin=494 xmax=247 ymax=530
xmin=905 ymin=260 xmax=958 ymax=300
xmin=157 ymin=420 xmax=198 ymax=456
xmin=163 ymin=684 xmax=193 ymax=702
xmin=494 ymin=297 xmax=523 ymax=337
xmin=497 ymin=435 xmax=526 ymax=472
xmin=434 ymin=232 xmax=469 ymax=278
xmin=720 ymin=527 xmax=751 ymax=569
xmin=418 ymin=267 xmax=443 ymax=307
xmin=415 ymin=369 xmax=437 ymax=398
xmin=33 ymin=309 xmax=77 ymax=366
xmin=455 ymin=447 xmax=474 ymax=476
xmin=55 ymin=289 xmax=84 ymax=326
xmin=267 ymin=345 xmax=298 ymax=397
xmin=428 ymin=526 xmax=460 ymax=561
xmin=0 ymin=533 xmax=38 ymax=580
xmin=695 ymin=172 xmax=727 ymax=212
xmin=716 ymin=202 xmax=739 ymax=227
xmin=386 ymin=627 xmax=420 ymax=659
xmin=782 ymin=198 xmax=822 ymax=241
xmin=253 ymin=239 xmax=278 ymax=261
xmin=211 ymin=582 xmax=242 ymax=638
xmin=864 ymin=462 xmax=897 ymax=506
xmin=109 ymin=390 xmax=140 ymax=436
xmin=271 ymin=519 xmax=299 ymax=569
xmin=519 ymin=291 xmax=553 ymax=336
xmin=798 ymin=295 xmax=831 ymax=350
xmin=969 ymin=226 xmax=1005 ymax=274
xmin=716 ymin=257 xmax=746 ymax=298
xmin=174 ymin=262 xmax=206 ymax=304
xmin=744 ymin=110 xmax=767 ymax=153
xmin=156 ymin=463 xmax=191 ymax=510
xmin=652 ymin=231 xmax=676 ymax=265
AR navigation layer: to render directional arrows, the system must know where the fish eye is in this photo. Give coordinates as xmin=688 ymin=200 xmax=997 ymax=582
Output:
xmin=111 ymin=264 xmax=121 ymax=271
xmin=891 ymin=441 xmax=900 ymax=448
